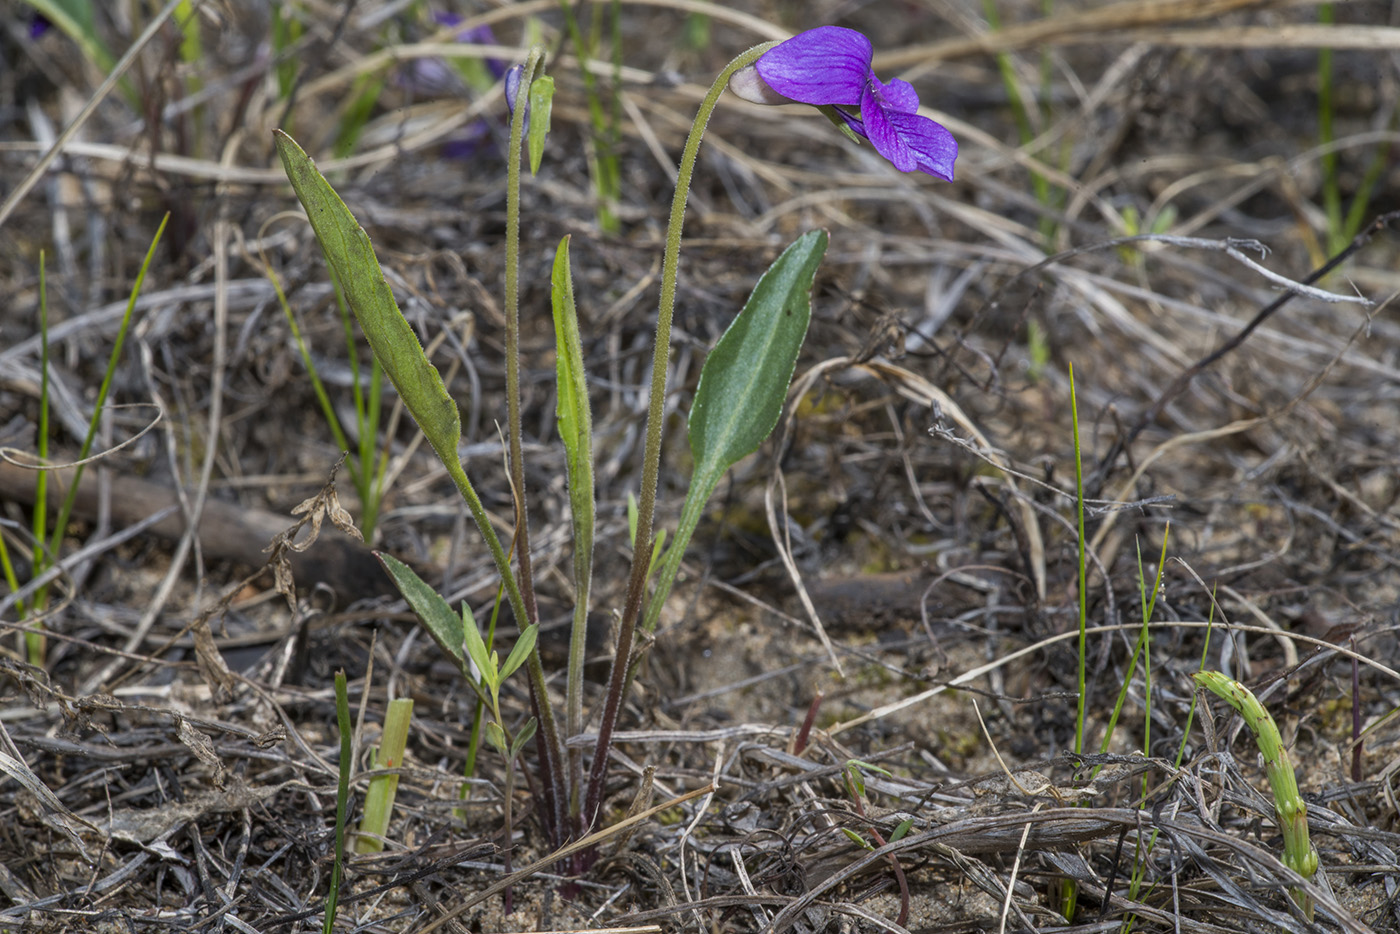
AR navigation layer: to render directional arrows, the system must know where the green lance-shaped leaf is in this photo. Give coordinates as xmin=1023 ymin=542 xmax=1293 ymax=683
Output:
xmin=551 ymin=236 xmax=596 ymax=748
xmin=527 ymin=75 xmax=555 ymax=176
xmin=460 ymin=601 xmax=495 ymax=691
xmin=552 ymin=237 xmax=590 ymax=471
xmin=641 ymin=229 xmax=827 ymax=634
xmin=552 ymin=238 xmax=594 ymax=579
xmin=1194 ymin=670 xmax=1318 ymax=920
xmin=375 ymin=553 xmax=467 ymax=675
xmin=510 ymin=717 xmax=538 ymax=758
xmin=500 ymin=624 xmax=539 ymax=684
xmin=273 ymin=130 xmax=462 ymax=472
xmin=687 ymin=229 xmax=827 ymax=483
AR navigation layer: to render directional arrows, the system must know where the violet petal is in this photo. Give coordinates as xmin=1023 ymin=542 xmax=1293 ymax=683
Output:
xmin=872 ymin=74 xmax=919 ymax=115
xmin=860 ymin=83 xmax=917 ymax=173
xmin=882 ymin=110 xmax=959 ymax=180
xmin=755 ymin=26 xmax=870 ymax=107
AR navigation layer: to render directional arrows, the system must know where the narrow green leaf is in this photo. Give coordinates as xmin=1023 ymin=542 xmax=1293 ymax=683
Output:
xmin=890 ymin=818 xmax=914 ymax=843
xmin=688 ymin=230 xmax=827 ymax=488
xmin=527 ymin=75 xmax=555 ymax=175
xmin=273 ymin=130 xmax=462 ymax=471
xmin=841 ymin=828 xmax=874 ymax=850
xmin=500 ymin=623 xmax=538 ymax=683
xmin=510 ymin=716 xmax=538 ymax=758
xmin=375 ymin=553 xmax=466 ymax=673
xmin=551 ymin=235 xmax=597 ymax=744
xmin=649 ymin=529 xmax=666 ymax=577
xmin=325 ymin=670 xmax=352 ymax=934
xmin=485 ymin=720 xmax=508 ymax=757
xmin=38 ymin=214 xmax=167 ymax=620
xmin=272 ymin=4 xmax=302 ymax=99
xmin=462 ymin=603 xmax=495 ymax=688
xmin=627 ymin=491 xmax=639 ymax=547
xmin=849 ymin=758 xmax=892 ymax=778
xmin=551 ymin=237 xmax=592 ymax=476
xmin=174 ymin=0 xmax=202 ymax=70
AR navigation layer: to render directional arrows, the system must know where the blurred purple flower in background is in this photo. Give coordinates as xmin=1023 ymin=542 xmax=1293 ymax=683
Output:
xmin=400 ymin=12 xmax=513 ymax=160
xmin=434 ymin=13 xmax=507 ymax=80
xmin=735 ymin=26 xmax=957 ymax=180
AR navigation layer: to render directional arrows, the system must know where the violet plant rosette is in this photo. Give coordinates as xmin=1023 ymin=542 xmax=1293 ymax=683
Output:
xmin=730 ymin=25 xmax=957 ymax=180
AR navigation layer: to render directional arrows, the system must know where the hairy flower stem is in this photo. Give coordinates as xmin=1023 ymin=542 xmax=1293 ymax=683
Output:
xmin=583 ymin=42 xmax=776 ymax=833
xmin=502 ymin=47 xmax=567 ymax=847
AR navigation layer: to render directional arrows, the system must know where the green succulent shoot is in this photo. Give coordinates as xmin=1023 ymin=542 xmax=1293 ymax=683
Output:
xmin=1194 ymin=670 xmax=1318 ymax=921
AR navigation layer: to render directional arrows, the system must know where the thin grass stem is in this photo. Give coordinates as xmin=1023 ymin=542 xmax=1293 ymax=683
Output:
xmin=34 ymin=215 xmax=168 ymax=624
xmin=324 ymin=670 xmax=353 ymax=934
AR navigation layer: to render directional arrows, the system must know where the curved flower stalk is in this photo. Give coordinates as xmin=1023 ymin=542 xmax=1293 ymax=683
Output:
xmin=730 ymin=25 xmax=958 ymax=180
xmin=585 ymin=27 xmax=959 ymax=835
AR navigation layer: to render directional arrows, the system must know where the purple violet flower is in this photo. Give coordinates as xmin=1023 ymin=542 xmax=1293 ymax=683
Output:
xmin=741 ymin=26 xmax=957 ymax=181
xmin=433 ymin=13 xmax=507 ymax=80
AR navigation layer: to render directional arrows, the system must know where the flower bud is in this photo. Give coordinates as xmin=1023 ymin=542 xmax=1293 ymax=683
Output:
xmin=727 ymin=65 xmax=794 ymax=106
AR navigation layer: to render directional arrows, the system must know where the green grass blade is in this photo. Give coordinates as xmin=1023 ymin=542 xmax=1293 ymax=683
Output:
xmin=327 ymin=262 xmax=386 ymax=540
xmin=272 ymin=2 xmax=302 ymax=103
xmin=356 ymin=697 xmax=413 ymax=854
xmin=333 ymin=72 xmax=388 ymax=160
xmin=1096 ymin=525 xmax=1169 ymax=770
xmin=6 ymin=252 xmax=51 ymax=653
xmin=324 ymin=670 xmax=352 ymax=934
xmin=37 ymin=215 xmax=168 ymax=617
xmin=268 ymin=266 xmax=354 ymax=457
xmin=556 ymin=0 xmax=621 ymax=231
xmin=1068 ymin=363 xmax=1087 ymax=757
xmin=1063 ymin=360 xmax=1087 ymax=922
xmin=26 ymin=252 xmax=53 ymax=658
